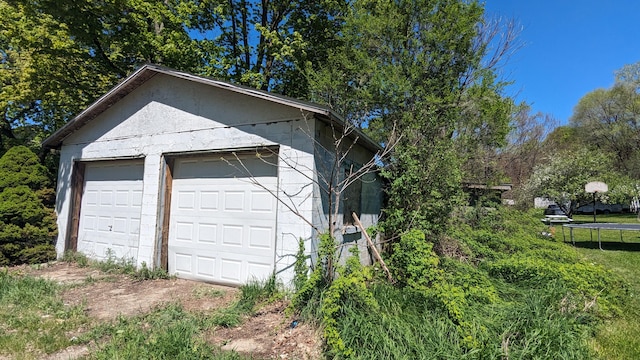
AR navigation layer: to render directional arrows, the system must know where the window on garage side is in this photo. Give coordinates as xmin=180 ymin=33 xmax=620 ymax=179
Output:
xmin=342 ymin=161 xmax=362 ymax=226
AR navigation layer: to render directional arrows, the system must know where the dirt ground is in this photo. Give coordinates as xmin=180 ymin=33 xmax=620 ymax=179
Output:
xmin=12 ymin=262 xmax=322 ymax=360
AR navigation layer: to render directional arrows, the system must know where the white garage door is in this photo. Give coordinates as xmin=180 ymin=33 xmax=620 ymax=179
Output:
xmin=168 ymin=155 xmax=278 ymax=285
xmin=77 ymin=160 xmax=144 ymax=261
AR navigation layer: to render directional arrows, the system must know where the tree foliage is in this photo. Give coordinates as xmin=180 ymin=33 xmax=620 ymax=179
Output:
xmin=520 ymin=148 xmax=620 ymax=214
xmin=499 ymin=104 xmax=556 ymax=189
xmin=0 ymin=0 xmax=219 ymax=154
xmin=308 ymin=0 xmax=514 ymax=235
xmin=1 ymin=0 xmax=348 ymax=157
xmin=193 ymin=0 xmax=347 ymax=96
xmin=570 ymin=61 xmax=640 ymax=179
xmin=2 ymin=0 xmax=518 ymax=243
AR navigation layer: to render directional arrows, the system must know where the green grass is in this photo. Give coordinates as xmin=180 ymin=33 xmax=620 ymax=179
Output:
xmin=565 ymin=214 xmax=640 ymax=359
xmin=81 ymin=304 xmax=251 ymax=360
xmin=192 ymin=286 xmax=226 ymax=299
xmin=0 ymin=262 xmax=282 ymax=359
xmin=62 ymin=250 xmax=172 ymax=280
xmin=0 ymin=269 xmax=89 ymax=359
xmin=325 ymin=280 xmax=594 ymax=359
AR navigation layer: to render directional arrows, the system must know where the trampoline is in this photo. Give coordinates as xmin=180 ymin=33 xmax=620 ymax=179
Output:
xmin=563 ymin=223 xmax=640 ymax=250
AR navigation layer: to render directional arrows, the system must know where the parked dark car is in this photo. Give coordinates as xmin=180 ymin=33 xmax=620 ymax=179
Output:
xmin=544 ymin=204 xmax=567 ymax=216
xmin=575 ymin=202 xmax=623 ymax=215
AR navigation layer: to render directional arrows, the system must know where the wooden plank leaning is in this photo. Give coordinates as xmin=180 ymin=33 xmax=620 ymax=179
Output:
xmin=352 ymin=212 xmax=394 ymax=283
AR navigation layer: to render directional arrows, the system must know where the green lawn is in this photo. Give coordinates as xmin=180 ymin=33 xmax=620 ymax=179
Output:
xmin=558 ymin=213 xmax=640 ymax=359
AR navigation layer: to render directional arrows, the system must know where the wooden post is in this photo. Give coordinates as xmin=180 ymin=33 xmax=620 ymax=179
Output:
xmin=68 ymin=162 xmax=86 ymax=252
xmin=160 ymin=157 xmax=175 ymax=271
xmin=352 ymin=213 xmax=393 ymax=283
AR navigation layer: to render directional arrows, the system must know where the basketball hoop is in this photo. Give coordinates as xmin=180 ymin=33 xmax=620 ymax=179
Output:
xmin=585 ymin=181 xmax=608 ymax=223
xmin=585 ymin=181 xmax=608 ymax=194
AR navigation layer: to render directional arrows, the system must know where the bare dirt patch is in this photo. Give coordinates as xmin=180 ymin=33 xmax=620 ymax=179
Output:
xmin=211 ymin=301 xmax=322 ymax=360
xmin=15 ymin=262 xmax=322 ymax=359
xmin=18 ymin=262 xmax=238 ymax=320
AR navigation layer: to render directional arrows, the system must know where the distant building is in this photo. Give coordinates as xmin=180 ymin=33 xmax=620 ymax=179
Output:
xmin=463 ymin=183 xmax=513 ymax=206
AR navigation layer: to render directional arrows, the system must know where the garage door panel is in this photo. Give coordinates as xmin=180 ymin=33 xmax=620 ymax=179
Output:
xmin=220 ymin=259 xmax=242 ymax=282
xmin=198 ymin=223 xmax=217 ymax=243
xmin=100 ymin=191 xmax=113 ymax=205
xmin=223 ymin=191 xmax=245 ymax=211
xmin=176 ymin=190 xmax=196 ymax=209
xmin=196 ymin=256 xmax=216 ymax=278
xmin=77 ymin=160 xmax=144 ymax=261
xmin=251 ymin=190 xmax=275 ymax=212
xmin=169 ymin=249 xmax=273 ymax=283
xmin=221 ymin=225 xmax=244 ymax=246
xmin=84 ymin=190 xmax=98 ymax=205
xmin=168 ymin=155 xmax=277 ymax=285
xmin=201 ymin=191 xmax=219 ymax=209
xmin=173 ymin=156 xmax=276 ymax=180
xmin=248 ymin=226 xmax=273 ymax=248
xmin=174 ymin=252 xmax=193 ymax=273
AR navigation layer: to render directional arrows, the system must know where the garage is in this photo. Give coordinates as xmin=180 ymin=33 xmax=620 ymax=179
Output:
xmin=46 ymin=65 xmax=383 ymax=286
xmin=167 ymin=154 xmax=278 ymax=285
xmin=76 ymin=160 xmax=144 ymax=261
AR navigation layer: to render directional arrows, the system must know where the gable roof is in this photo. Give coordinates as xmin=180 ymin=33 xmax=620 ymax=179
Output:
xmin=42 ymin=64 xmax=381 ymax=152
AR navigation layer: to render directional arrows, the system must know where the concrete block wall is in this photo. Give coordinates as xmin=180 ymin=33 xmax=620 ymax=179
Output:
xmin=273 ymin=122 xmax=316 ymax=286
xmin=310 ymin=119 xmax=383 ymax=266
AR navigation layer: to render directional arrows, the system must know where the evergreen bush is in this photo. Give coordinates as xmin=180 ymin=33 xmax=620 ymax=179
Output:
xmin=0 ymin=146 xmax=57 ymax=265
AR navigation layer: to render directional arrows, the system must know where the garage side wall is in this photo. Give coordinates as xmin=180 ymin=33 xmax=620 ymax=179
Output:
xmin=54 ymin=74 xmax=315 ymax=286
xmin=311 ymin=120 xmax=383 ymax=266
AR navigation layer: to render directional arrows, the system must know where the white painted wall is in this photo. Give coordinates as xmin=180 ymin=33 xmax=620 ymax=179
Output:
xmin=54 ymin=73 xmax=316 ymax=286
xmin=534 ymin=197 xmax=555 ymax=209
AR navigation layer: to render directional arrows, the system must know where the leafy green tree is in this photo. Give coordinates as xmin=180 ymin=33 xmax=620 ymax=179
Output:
xmin=521 ymin=148 xmax=618 ymax=215
xmin=1 ymin=0 xmax=346 ymax=157
xmin=542 ymin=125 xmax=583 ymax=155
xmin=0 ymin=146 xmax=56 ymax=265
xmin=1 ymin=0 xmax=116 ymax=152
xmin=193 ymin=0 xmax=347 ymax=97
xmin=308 ymin=0 xmax=514 ymax=235
xmin=570 ymin=62 xmax=640 ymax=179
xmin=1 ymin=0 xmax=222 ymax=158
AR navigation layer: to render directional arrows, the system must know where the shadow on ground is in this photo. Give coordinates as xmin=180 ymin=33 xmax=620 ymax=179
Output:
xmin=566 ymin=241 xmax=640 ymax=252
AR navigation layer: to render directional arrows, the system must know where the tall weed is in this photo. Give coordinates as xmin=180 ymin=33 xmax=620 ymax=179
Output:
xmin=0 ymin=271 xmax=88 ymax=358
xmin=211 ymin=275 xmax=282 ymax=328
xmin=62 ymin=250 xmax=171 ymax=280
xmin=292 ymin=207 xmax=623 ymax=358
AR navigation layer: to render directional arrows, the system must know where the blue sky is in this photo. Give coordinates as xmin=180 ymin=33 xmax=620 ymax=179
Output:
xmin=483 ymin=1 xmax=640 ymax=124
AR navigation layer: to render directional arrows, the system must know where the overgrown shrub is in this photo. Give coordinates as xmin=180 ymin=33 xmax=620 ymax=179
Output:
xmin=387 ymin=229 xmax=442 ymax=289
xmin=292 ymin=207 xmax=624 ymax=358
xmin=0 ymin=146 xmax=57 ymax=265
xmin=320 ymin=247 xmax=377 ymax=357
xmin=293 ymin=238 xmax=308 ymax=292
